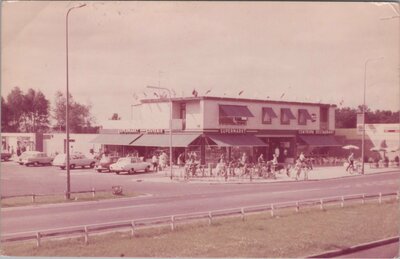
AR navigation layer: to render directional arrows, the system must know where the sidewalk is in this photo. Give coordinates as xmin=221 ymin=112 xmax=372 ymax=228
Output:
xmin=140 ymin=165 xmax=399 ymax=184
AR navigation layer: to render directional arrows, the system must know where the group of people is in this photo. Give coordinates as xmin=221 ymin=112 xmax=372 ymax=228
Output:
xmin=151 ymin=151 xmax=169 ymax=172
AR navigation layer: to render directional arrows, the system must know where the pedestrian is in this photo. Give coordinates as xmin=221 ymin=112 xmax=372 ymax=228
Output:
xmin=16 ymin=147 xmax=21 ymax=157
xmin=219 ymin=154 xmax=226 ymax=163
xmin=178 ymin=153 xmax=185 ymax=167
xmin=152 ymin=153 xmax=159 ymax=172
xmin=257 ymin=154 xmax=265 ymax=164
xmin=346 ymin=152 xmax=354 ymax=172
xmin=240 ymin=152 xmax=248 ymax=166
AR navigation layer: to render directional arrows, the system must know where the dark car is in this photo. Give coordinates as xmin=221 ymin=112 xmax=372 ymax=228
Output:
xmin=1 ymin=152 xmax=12 ymax=161
xmin=94 ymin=156 xmax=120 ymax=173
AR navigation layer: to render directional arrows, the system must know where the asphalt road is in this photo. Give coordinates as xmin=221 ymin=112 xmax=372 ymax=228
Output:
xmin=1 ymin=162 xmax=399 ymax=236
xmin=338 ymin=241 xmax=399 ymax=258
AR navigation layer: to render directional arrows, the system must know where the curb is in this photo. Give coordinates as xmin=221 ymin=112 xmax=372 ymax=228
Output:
xmin=307 ymin=236 xmax=399 ymax=258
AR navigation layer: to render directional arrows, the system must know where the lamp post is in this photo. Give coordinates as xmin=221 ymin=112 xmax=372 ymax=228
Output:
xmin=66 ymin=3 xmax=86 ymax=199
xmin=361 ymin=57 xmax=384 ymax=174
xmin=147 ymin=86 xmax=173 ymax=180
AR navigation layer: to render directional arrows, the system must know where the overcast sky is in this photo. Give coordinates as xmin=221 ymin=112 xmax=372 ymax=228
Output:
xmin=2 ymin=1 xmax=399 ymax=122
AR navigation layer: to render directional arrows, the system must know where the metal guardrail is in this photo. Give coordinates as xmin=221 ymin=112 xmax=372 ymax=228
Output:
xmin=1 ymin=191 xmax=398 ymax=247
xmin=1 ymin=187 xmax=121 ymax=201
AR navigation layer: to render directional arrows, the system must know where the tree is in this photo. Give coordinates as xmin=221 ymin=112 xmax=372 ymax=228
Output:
xmin=20 ymin=89 xmax=50 ymax=132
xmin=336 ymin=106 xmax=400 ymax=128
xmin=110 ymin=113 xmax=121 ymax=120
xmin=52 ymin=91 xmax=97 ymax=133
xmin=1 ymin=96 xmax=10 ymax=131
xmin=5 ymin=87 xmax=25 ymax=132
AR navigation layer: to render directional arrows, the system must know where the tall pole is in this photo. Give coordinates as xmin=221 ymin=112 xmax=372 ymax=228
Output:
xmin=66 ymin=3 xmax=86 ymax=199
xmin=147 ymin=86 xmax=173 ymax=180
xmin=362 ymin=57 xmax=383 ymax=174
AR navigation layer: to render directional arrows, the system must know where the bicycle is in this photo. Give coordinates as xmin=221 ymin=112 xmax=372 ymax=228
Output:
xmin=347 ymin=161 xmax=361 ymax=175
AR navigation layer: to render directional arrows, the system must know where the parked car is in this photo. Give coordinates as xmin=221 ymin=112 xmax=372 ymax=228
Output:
xmin=52 ymin=153 xmax=96 ymax=170
xmin=1 ymin=152 xmax=12 ymax=161
xmin=110 ymin=157 xmax=152 ymax=174
xmin=18 ymin=151 xmax=53 ymax=166
xmin=94 ymin=156 xmax=120 ymax=173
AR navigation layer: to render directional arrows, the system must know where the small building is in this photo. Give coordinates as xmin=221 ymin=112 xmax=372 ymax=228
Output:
xmin=92 ymin=96 xmax=339 ymax=165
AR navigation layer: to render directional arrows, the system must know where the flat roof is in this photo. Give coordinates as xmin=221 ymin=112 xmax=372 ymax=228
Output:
xmin=140 ymin=96 xmax=336 ymax=107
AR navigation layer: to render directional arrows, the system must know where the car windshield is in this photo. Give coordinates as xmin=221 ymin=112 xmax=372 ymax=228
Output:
xmin=117 ymin=158 xmax=131 ymax=164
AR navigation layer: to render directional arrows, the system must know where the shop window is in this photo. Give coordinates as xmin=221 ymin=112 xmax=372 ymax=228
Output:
xmin=280 ymin=108 xmax=296 ymax=125
xmin=219 ymin=116 xmax=247 ymax=125
xmin=262 ymin=107 xmax=277 ymax=124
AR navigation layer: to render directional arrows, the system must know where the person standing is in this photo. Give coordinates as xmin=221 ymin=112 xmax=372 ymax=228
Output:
xmin=177 ymin=153 xmax=185 ymax=167
xmin=152 ymin=153 xmax=159 ymax=172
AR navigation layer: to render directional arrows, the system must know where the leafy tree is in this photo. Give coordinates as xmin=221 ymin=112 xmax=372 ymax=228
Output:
xmin=5 ymin=87 xmax=25 ymax=132
xmin=1 ymin=96 xmax=10 ymax=131
xmin=20 ymin=89 xmax=50 ymax=132
xmin=52 ymin=91 xmax=97 ymax=133
xmin=336 ymin=106 xmax=400 ymax=128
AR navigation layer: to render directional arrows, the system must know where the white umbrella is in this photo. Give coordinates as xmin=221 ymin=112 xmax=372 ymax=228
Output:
xmin=370 ymin=147 xmax=385 ymax=152
xmin=342 ymin=145 xmax=359 ymax=150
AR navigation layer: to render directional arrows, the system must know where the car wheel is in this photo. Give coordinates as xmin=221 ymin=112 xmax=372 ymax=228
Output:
xmin=70 ymin=164 xmax=75 ymax=169
xmin=60 ymin=166 xmax=66 ymax=170
xmin=89 ymin=162 xmax=95 ymax=168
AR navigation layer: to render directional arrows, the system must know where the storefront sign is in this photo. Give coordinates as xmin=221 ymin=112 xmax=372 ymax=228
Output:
xmin=298 ymin=130 xmax=334 ymax=135
xmin=220 ymin=128 xmax=247 ymax=134
xmin=146 ymin=129 xmax=165 ymax=134
xmin=118 ymin=129 xmax=140 ymax=134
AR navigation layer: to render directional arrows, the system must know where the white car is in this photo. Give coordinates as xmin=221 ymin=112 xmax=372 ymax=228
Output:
xmin=110 ymin=157 xmax=152 ymax=175
xmin=18 ymin=151 xmax=53 ymax=166
xmin=52 ymin=153 xmax=96 ymax=170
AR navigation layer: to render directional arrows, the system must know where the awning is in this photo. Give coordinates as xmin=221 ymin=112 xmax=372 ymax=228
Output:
xmin=281 ymin=108 xmax=296 ymax=120
xmin=299 ymin=109 xmax=313 ymax=120
xmin=205 ymin=134 xmax=266 ymax=147
xmin=130 ymin=134 xmax=200 ymax=147
xmin=299 ymin=135 xmax=341 ymax=147
xmin=263 ymin=107 xmax=278 ymax=118
xmin=219 ymin=105 xmax=254 ymax=117
xmin=90 ymin=134 xmax=141 ymax=145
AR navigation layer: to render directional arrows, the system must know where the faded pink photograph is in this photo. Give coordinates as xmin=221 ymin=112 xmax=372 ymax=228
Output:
xmin=1 ymin=1 xmax=399 ymax=258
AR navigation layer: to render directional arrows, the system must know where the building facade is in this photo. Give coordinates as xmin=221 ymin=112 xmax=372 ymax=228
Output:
xmin=92 ymin=96 xmax=339 ymax=165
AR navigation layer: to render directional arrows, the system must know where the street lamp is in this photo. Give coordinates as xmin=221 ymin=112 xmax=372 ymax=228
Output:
xmin=147 ymin=86 xmax=173 ymax=180
xmin=66 ymin=3 xmax=86 ymax=199
xmin=361 ymin=57 xmax=384 ymax=174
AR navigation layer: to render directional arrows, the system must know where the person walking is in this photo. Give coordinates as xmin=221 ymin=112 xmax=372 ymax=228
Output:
xmin=346 ymin=152 xmax=355 ymax=172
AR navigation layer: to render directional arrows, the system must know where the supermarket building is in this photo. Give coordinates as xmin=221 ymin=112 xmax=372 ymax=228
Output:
xmin=92 ymin=96 xmax=338 ymax=164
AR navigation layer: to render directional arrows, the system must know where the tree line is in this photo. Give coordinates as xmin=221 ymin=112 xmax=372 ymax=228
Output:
xmin=1 ymin=87 xmax=98 ymax=133
xmin=335 ymin=106 xmax=399 ymax=128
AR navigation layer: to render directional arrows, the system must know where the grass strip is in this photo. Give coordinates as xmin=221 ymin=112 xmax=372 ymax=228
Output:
xmin=1 ymin=191 xmax=140 ymax=208
xmin=2 ymin=198 xmax=398 ymax=257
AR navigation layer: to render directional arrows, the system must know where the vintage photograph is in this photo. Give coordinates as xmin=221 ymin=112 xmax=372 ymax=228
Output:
xmin=1 ymin=1 xmax=399 ymax=258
